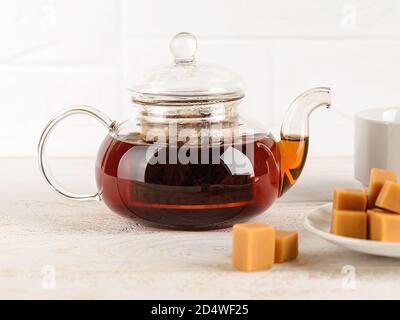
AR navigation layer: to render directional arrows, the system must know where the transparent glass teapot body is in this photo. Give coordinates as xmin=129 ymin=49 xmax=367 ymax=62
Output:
xmin=38 ymin=33 xmax=331 ymax=230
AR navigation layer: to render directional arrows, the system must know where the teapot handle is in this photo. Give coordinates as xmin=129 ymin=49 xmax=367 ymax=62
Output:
xmin=38 ymin=106 xmax=116 ymax=201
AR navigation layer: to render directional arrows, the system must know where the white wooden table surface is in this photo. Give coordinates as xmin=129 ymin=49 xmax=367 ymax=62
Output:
xmin=1 ymin=156 xmax=400 ymax=300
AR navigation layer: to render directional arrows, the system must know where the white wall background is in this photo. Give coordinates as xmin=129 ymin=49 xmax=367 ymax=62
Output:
xmin=1 ymin=0 xmax=400 ymax=157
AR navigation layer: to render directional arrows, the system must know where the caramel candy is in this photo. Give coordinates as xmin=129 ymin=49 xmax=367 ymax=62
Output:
xmin=366 ymin=208 xmax=385 ymax=239
xmin=232 ymin=223 xmax=275 ymax=272
xmin=274 ymin=230 xmax=298 ymax=263
xmin=367 ymin=168 xmax=397 ymax=208
xmin=367 ymin=209 xmax=400 ymax=242
xmin=364 ymin=187 xmax=371 ymax=208
xmin=333 ymin=189 xmax=367 ymax=211
xmin=331 ymin=210 xmax=367 ymax=239
xmin=375 ymin=181 xmax=400 ymax=214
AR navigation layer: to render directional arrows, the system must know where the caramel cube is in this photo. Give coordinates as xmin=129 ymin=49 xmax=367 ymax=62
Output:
xmin=364 ymin=187 xmax=372 ymax=209
xmin=333 ymin=189 xmax=367 ymax=211
xmin=367 ymin=168 xmax=397 ymax=208
xmin=232 ymin=223 xmax=275 ymax=272
xmin=367 ymin=209 xmax=400 ymax=242
xmin=376 ymin=181 xmax=400 ymax=214
xmin=366 ymin=208 xmax=385 ymax=239
xmin=331 ymin=210 xmax=367 ymax=239
xmin=274 ymin=230 xmax=298 ymax=263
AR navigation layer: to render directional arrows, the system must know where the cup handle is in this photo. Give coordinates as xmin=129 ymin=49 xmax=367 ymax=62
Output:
xmin=38 ymin=106 xmax=116 ymax=201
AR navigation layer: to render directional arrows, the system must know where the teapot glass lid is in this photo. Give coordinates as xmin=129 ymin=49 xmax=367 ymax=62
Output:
xmin=130 ymin=32 xmax=245 ymax=106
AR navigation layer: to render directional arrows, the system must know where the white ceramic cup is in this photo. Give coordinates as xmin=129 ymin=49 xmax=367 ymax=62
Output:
xmin=355 ymin=108 xmax=400 ymax=186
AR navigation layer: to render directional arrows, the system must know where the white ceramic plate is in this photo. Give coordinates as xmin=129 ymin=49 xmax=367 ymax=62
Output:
xmin=304 ymin=203 xmax=400 ymax=258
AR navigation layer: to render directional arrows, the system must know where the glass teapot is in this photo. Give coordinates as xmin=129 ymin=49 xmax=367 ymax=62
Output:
xmin=38 ymin=32 xmax=331 ymax=230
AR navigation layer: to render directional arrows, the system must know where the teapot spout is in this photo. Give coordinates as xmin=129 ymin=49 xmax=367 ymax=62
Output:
xmin=278 ymin=87 xmax=331 ymax=196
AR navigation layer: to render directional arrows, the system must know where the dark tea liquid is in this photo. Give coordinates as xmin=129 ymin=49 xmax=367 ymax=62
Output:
xmin=96 ymin=133 xmax=281 ymax=230
xmin=278 ymin=135 xmax=309 ymax=196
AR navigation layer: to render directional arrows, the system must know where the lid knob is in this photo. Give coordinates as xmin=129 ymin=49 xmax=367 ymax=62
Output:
xmin=170 ymin=32 xmax=197 ymax=64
